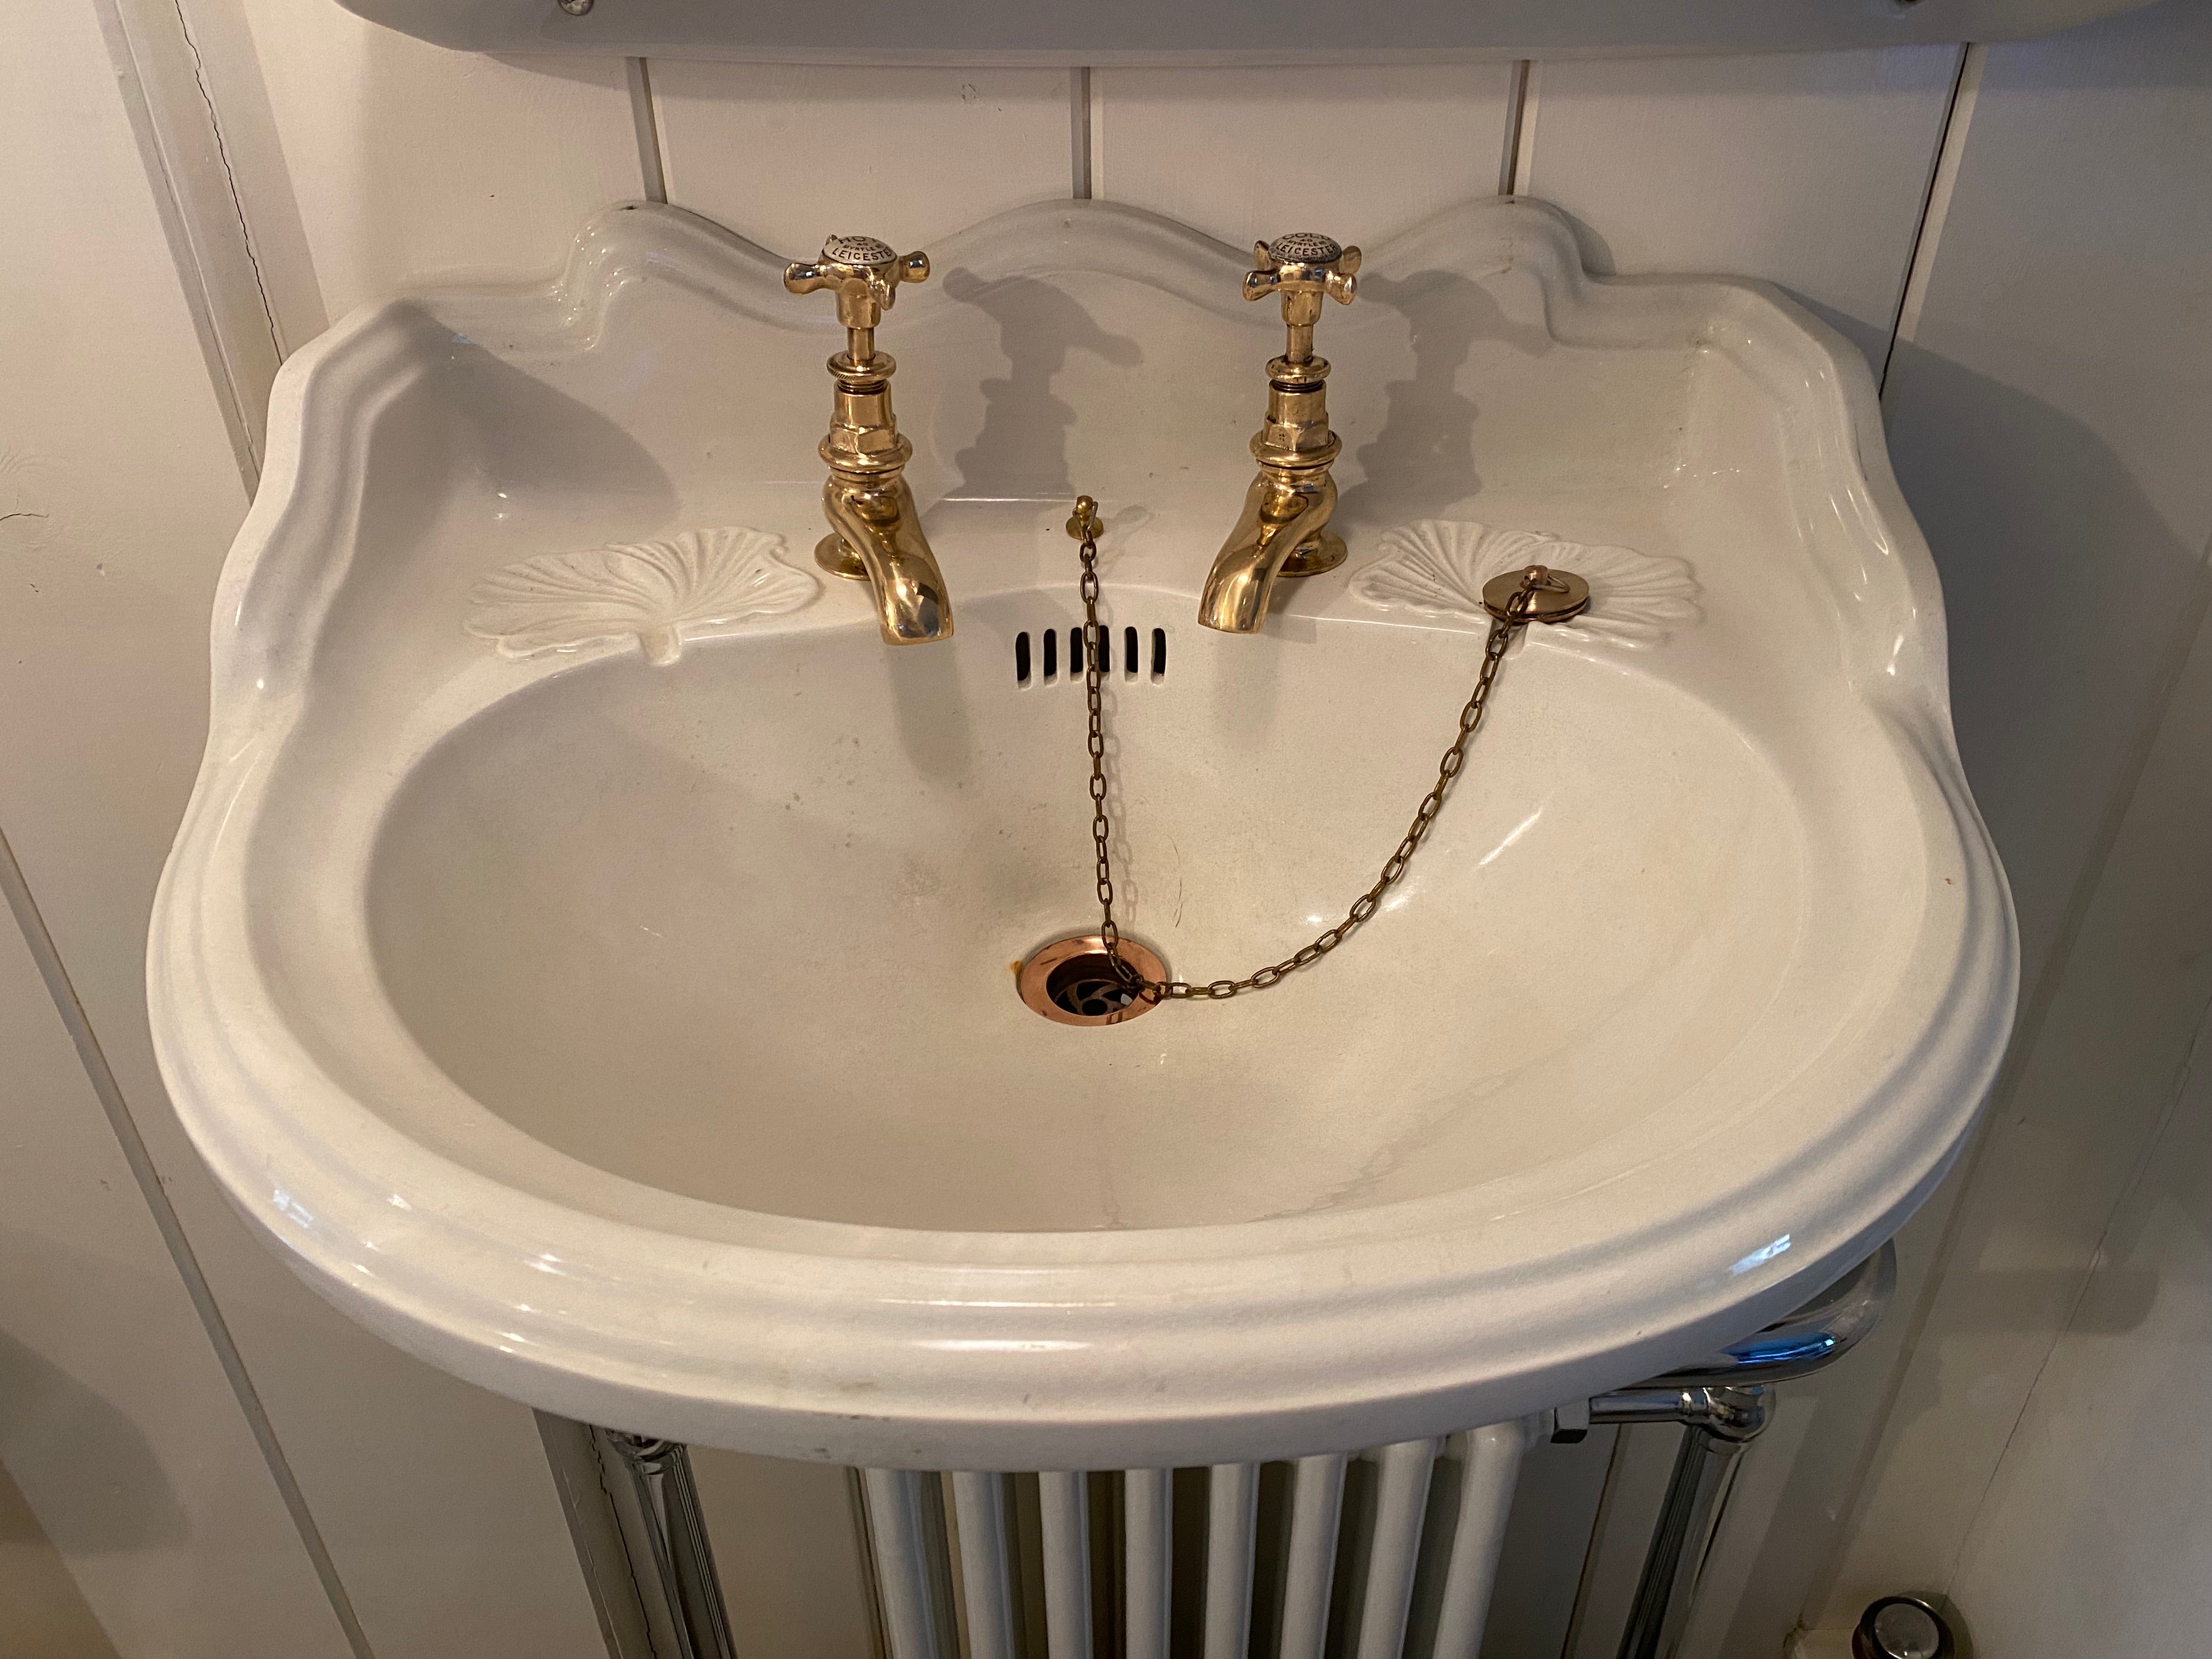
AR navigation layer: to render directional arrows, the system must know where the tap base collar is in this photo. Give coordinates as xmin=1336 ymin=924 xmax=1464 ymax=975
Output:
xmin=815 ymin=534 xmax=872 ymax=580
xmin=1276 ymin=531 xmax=1346 ymax=577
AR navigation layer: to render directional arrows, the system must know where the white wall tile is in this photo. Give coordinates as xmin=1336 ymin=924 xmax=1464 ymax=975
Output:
xmin=178 ymin=0 xmax=646 ymax=346
xmin=653 ymin=63 xmax=1073 ymax=258
xmin=1096 ymin=65 xmax=1517 ymax=247
xmin=1522 ymin=47 xmax=1959 ymax=365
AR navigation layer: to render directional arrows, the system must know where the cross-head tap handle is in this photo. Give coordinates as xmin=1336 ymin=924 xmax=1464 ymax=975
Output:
xmin=783 ymin=233 xmax=932 ymax=333
xmin=1243 ymin=232 xmax=1359 ymax=363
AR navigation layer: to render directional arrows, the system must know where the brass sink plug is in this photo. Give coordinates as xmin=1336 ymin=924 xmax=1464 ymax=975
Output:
xmin=1197 ymin=232 xmax=1361 ymax=634
xmin=784 ymin=234 xmax=952 ymax=644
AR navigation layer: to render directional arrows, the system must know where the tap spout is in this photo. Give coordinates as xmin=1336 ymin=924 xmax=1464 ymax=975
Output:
xmin=1198 ymin=470 xmax=1339 ymax=634
xmin=821 ymin=475 xmax=953 ymax=645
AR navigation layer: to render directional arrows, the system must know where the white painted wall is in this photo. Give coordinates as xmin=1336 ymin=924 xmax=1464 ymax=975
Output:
xmin=1094 ymin=65 xmax=1520 ymax=242
xmin=1797 ymin=3 xmax=2212 ymax=1645
xmin=1944 ymin=607 xmax=2212 ymax=1659
xmin=0 ymin=1458 xmax=114 ymax=1659
xmin=0 ymin=840 xmax=347 ymax=1658
xmin=7 ymin=0 xmax=2209 ymax=1651
xmin=1521 ymin=47 xmax=1962 ymax=368
xmin=2 ymin=9 xmax=345 ymax=1654
xmin=3 ymin=5 xmax=610 ymax=1656
xmin=655 ymin=63 xmax=1073 ymax=256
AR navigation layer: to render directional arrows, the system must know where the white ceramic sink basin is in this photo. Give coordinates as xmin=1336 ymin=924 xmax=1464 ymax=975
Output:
xmin=150 ymin=199 xmax=2015 ymax=1468
xmin=370 ymin=600 xmax=1787 ymax=1234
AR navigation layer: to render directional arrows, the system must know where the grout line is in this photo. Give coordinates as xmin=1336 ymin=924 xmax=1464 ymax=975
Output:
xmin=625 ymin=58 xmax=668 ymax=204
xmin=1497 ymin=59 xmax=1532 ymax=196
xmin=1088 ymin=67 xmax=1108 ymax=201
xmin=1508 ymin=60 xmax=1542 ymax=198
xmin=1070 ymin=67 xmax=1093 ymax=200
xmin=0 ymin=828 xmax=374 ymax=1659
xmin=1881 ymin=43 xmax=1982 ymax=404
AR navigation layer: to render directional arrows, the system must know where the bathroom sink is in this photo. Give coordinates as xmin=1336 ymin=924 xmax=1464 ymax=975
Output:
xmin=149 ymin=199 xmax=2015 ymax=1468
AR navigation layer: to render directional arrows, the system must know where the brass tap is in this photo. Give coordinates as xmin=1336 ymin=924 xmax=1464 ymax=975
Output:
xmin=784 ymin=234 xmax=952 ymax=645
xmin=1197 ymin=232 xmax=1361 ymax=634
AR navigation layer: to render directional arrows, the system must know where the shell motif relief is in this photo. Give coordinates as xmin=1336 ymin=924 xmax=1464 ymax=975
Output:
xmin=1351 ymin=521 xmax=1701 ymax=648
xmin=465 ymin=526 xmax=818 ymax=665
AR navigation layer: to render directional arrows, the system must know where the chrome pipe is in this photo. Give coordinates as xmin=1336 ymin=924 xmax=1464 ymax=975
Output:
xmin=603 ymin=1434 xmax=737 ymax=1659
xmin=1647 ymin=1243 xmax=1896 ymax=1389
xmin=1571 ymin=1241 xmax=1897 ymax=1659
xmin=553 ymin=1245 xmax=1894 ymax=1659
xmin=1606 ymin=1387 xmax=1771 ymax=1659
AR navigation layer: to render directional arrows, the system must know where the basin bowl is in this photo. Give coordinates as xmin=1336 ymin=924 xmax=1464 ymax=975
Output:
xmin=369 ymin=604 xmax=1798 ymax=1234
xmin=149 ymin=198 xmax=2015 ymax=1468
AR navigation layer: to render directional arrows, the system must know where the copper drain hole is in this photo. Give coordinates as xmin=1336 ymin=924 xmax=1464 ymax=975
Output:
xmin=1017 ymin=934 xmax=1167 ymax=1026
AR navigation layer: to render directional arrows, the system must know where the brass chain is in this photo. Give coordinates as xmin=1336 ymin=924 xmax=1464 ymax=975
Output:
xmin=1073 ymin=497 xmax=1556 ymax=1004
